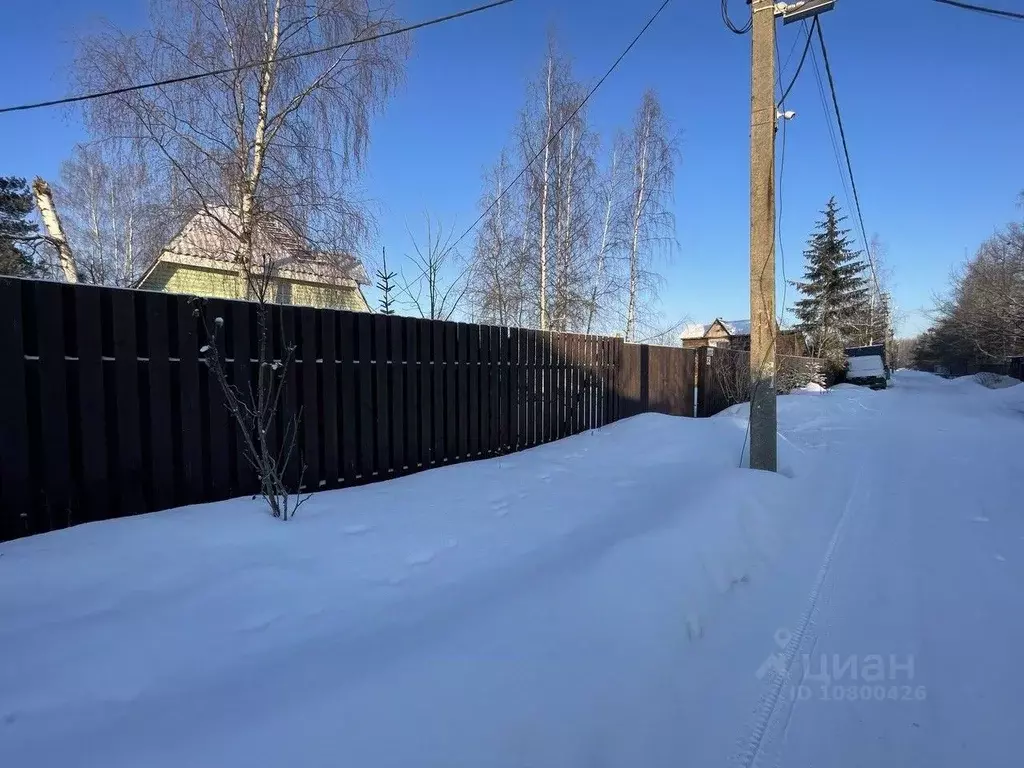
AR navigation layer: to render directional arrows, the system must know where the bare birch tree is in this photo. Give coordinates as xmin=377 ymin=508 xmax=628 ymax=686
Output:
xmin=56 ymin=141 xmax=173 ymax=286
xmin=548 ymin=83 xmax=598 ymax=331
xmin=621 ymin=90 xmax=676 ymax=342
xmin=585 ymin=145 xmax=627 ymax=334
xmin=74 ymin=0 xmax=407 ymax=517
xmin=467 ymin=151 xmax=530 ymax=325
xmin=497 ymin=35 xmax=602 ymax=332
xmin=75 ymin=0 xmax=407 ymax=292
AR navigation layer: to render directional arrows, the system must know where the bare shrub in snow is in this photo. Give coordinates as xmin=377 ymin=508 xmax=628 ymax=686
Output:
xmin=197 ymin=302 xmax=310 ymax=521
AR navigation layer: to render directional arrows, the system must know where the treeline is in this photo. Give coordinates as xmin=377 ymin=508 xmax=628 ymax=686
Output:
xmin=466 ymin=37 xmax=677 ymax=340
xmin=1 ymin=7 xmax=678 ymax=341
xmin=913 ymin=205 xmax=1024 ymax=374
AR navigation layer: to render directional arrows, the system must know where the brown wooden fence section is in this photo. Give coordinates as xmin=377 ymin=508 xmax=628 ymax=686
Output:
xmin=0 ymin=278 xmax=699 ymax=541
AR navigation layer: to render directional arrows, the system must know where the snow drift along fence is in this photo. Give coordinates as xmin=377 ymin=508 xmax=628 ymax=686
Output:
xmin=695 ymin=346 xmax=831 ymax=417
xmin=0 ymin=277 xmax=697 ymax=541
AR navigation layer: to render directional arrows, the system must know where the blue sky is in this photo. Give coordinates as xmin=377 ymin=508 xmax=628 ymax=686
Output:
xmin=1 ymin=0 xmax=1022 ymax=336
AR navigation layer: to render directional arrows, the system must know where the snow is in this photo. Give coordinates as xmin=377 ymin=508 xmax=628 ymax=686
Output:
xmin=846 ymin=354 xmax=886 ymax=378
xmin=969 ymin=371 xmax=1021 ymax=389
xmin=720 ymin=318 xmax=751 ymax=336
xmin=3 ymin=371 xmax=1024 ymax=767
xmin=679 ymin=318 xmax=751 ymax=339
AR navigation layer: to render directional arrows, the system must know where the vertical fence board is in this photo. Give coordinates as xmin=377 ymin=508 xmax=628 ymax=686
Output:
xmin=263 ymin=307 xmax=277 ymax=452
xmin=695 ymin=346 xmax=709 ymax=418
xmin=478 ymin=325 xmax=491 ymax=454
xmin=75 ymin=286 xmax=108 ymax=523
xmin=230 ymin=301 xmax=255 ymax=495
xmin=357 ymin=313 xmax=374 ymax=478
xmin=457 ymin=323 xmax=469 ymax=459
xmin=280 ymin=308 xmax=300 ymax=488
xmin=497 ymin=326 xmax=508 ymax=451
xmin=535 ymin=331 xmax=545 ymax=444
xmin=404 ymin=316 xmax=420 ymax=469
xmin=321 ymin=311 xmax=339 ymax=487
xmin=0 ymin=280 xmax=30 ymax=539
xmin=433 ymin=321 xmax=445 ymax=463
xmin=113 ymin=292 xmax=145 ymax=518
xmin=146 ymin=293 xmax=174 ymax=509
xmin=373 ymin=314 xmax=390 ymax=477
xmin=339 ymin=312 xmax=358 ymax=481
xmin=467 ymin=324 xmax=480 ymax=458
xmin=551 ymin=333 xmax=562 ymax=442
xmin=579 ymin=335 xmax=589 ymax=433
xmin=509 ymin=327 xmax=520 ymax=450
xmin=202 ymin=299 xmax=231 ymax=503
xmin=598 ymin=339 xmax=606 ymax=430
xmin=589 ymin=337 xmax=597 ymax=426
xmin=517 ymin=329 xmax=528 ymax=448
xmin=390 ymin=315 xmax=407 ymax=473
xmin=177 ymin=299 xmax=204 ymax=504
xmin=573 ymin=335 xmax=583 ymax=434
xmin=300 ymin=308 xmax=320 ymax=490
xmin=445 ymin=323 xmax=457 ymax=461
xmin=489 ymin=326 xmax=501 ymax=454
xmin=419 ymin=319 xmax=433 ymax=466
xmin=35 ymin=282 xmax=72 ymax=531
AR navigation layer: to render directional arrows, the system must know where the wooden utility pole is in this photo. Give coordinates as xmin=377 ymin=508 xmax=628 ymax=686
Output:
xmin=748 ymin=0 xmax=777 ymax=471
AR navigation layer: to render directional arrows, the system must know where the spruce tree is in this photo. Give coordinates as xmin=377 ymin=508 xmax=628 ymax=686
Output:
xmin=793 ymin=197 xmax=870 ymax=361
xmin=0 ymin=176 xmax=43 ymax=277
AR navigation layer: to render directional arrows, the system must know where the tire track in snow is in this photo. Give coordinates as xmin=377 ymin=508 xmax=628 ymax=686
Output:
xmin=733 ymin=460 xmax=866 ymax=768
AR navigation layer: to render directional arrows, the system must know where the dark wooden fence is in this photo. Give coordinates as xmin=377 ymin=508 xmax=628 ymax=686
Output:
xmin=0 ymin=277 xmax=699 ymax=541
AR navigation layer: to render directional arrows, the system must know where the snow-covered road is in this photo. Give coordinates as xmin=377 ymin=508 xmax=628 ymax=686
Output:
xmin=2 ymin=370 xmax=1022 ymax=767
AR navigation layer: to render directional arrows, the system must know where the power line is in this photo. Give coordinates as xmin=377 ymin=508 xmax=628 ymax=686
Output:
xmin=775 ymin=32 xmax=790 ymax=328
xmin=0 ymin=0 xmax=516 ymax=116
xmin=721 ymin=0 xmax=752 ymax=34
xmin=778 ymin=18 xmax=818 ymax=107
xmin=809 ymin=37 xmax=855 ymax=236
xmin=932 ymin=0 xmax=1024 ymax=21
xmin=450 ymin=0 xmax=674 ymax=250
xmin=814 ymin=20 xmax=883 ymax=299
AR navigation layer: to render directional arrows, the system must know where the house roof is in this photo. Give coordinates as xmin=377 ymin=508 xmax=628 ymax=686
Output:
xmin=679 ymin=318 xmax=752 ymax=340
xmin=140 ymin=206 xmax=369 ymax=288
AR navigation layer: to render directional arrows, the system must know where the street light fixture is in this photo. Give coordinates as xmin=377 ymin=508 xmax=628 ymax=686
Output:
xmin=776 ymin=0 xmax=836 ymax=24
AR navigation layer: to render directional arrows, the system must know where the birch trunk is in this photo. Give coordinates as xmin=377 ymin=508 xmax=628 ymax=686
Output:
xmin=538 ymin=56 xmax=553 ymax=331
xmin=625 ymin=115 xmax=650 ymax=342
xmin=32 ymin=178 xmax=78 ymax=283
xmin=239 ymin=0 xmax=282 ymax=299
xmin=587 ymin=149 xmax=618 ymax=334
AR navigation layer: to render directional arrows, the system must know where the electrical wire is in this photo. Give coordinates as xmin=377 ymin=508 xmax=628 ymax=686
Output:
xmin=775 ymin=32 xmax=790 ymax=328
xmin=450 ymin=0 xmax=674 ymax=251
xmin=809 ymin=38 xmax=855 ymax=229
xmin=778 ymin=17 xmax=818 ymax=106
xmin=814 ymin=20 xmax=883 ymax=300
xmin=932 ymin=0 xmax=1024 ymax=21
xmin=0 ymin=0 xmax=516 ymax=115
xmin=721 ymin=0 xmax=752 ymax=34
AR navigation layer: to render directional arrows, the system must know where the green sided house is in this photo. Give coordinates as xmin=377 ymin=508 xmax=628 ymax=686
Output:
xmin=137 ymin=207 xmax=370 ymax=311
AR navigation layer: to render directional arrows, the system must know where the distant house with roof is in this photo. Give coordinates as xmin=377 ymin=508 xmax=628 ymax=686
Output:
xmin=137 ymin=207 xmax=370 ymax=312
xmin=680 ymin=317 xmax=806 ymax=356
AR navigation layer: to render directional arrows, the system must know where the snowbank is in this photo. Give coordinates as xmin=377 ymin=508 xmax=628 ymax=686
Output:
xmin=0 ymin=411 xmax=815 ymax=768
xmin=4 ymin=372 xmax=1023 ymax=767
xmin=970 ymin=372 xmax=1021 ymax=389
